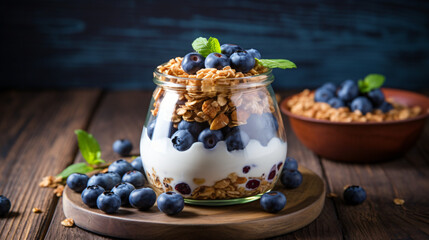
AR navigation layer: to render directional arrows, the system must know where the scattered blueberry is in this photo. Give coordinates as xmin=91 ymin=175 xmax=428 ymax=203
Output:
xmin=377 ymin=101 xmax=393 ymax=113
xmin=81 ymin=185 xmax=105 ymax=208
xmin=129 ymin=188 xmax=157 ymax=210
xmin=337 ymin=80 xmax=359 ymax=102
xmin=220 ymin=44 xmax=243 ymax=57
xmin=66 ymin=173 xmax=89 ymax=192
xmin=0 ymin=195 xmax=11 ymax=216
xmin=108 ymin=159 xmax=134 ymax=177
xmin=350 ymin=97 xmax=373 ymax=115
xmin=157 ymin=192 xmax=184 ymax=215
xmin=171 ymin=130 xmax=195 ymax=151
xmin=314 ymin=87 xmax=334 ymax=103
xmin=178 ymin=121 xmax=207 ymax=139
xmin=147 ymin=120 xmax=156 ymax=139
xmin=260 ymin=191 xmax=287 ymax=213
xmin=367 ymin=89 xmax=385 ymax=106
xmin=343 ymin=185 xmax=367 ymax=205
xmin=113 ymin=139 xmax=133 ymax=156
xmin=230 ymin=50 xmax=256 ymax=73
xmin=122 ymin=170 xmax=145 ymax=188
xmin=87 ymin=173 xmax=111 ymax=190
xmin=225 ymin=130 xmax=249 ymax=151
xmin=243 ymin=165 xmax=251 ymax=174
xmin=104 ymin=172 xmax=122 ymax=190
xmin=283 ymin=157 xmax=298 ymax=171
xmin=131 ymin=157 xmax=144 ymax=174
xmin=246 ymin=179 xmax=260 ymax=189
xmin=198 ymin=128 xmax=223 ymax=149
xmin=320 ymin=82 xmax=337 ymax=93
xmin=181 ymin=52 xmax=205 ymax=74
xmin=174 ymin=182 xmax=191 ymax=195
xmin=328 ymin=97 xmax=345 ymax=109
xmin=246 ymin=48 xmax=261 ymax=59
xmin=267 ymin=165 xmax=277 ymax=181
xmin=281 ymin=169 xmax=303 ymax=189
xmin=112 ymin=183 xmax=135 ymax=206
xmin=204 ymin=53 xmax=230 ymax=70
xmin=97 ymin=191 xmax=121 ymax=214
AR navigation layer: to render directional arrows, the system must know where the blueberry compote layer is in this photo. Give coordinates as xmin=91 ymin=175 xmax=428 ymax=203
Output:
xmin=140 ymin=123 xmax=287 ymax=200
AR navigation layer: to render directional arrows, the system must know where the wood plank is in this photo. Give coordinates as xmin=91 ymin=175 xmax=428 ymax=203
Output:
xmin=0 ymin=90 xmax=101 ymax=240
xmin=320 ymin=92 xmax=429 ymax=239
xmin=44 ymin=91 xmax=152 ymax=240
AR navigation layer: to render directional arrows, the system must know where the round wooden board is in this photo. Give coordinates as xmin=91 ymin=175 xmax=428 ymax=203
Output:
xmin=63 ymin=167 xmax=326 ymax=240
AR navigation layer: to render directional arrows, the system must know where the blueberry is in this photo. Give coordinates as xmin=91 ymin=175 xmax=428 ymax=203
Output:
xmin=284 ymin=157 xmax=298 ymax=171
xmin=112 ymin=183 xmax=135 ymax=206
xmin=337 ymin=80 xmax=359 ymax=102
xmin=260 ymin=191 xmax=287 ymax=213
xmin=171 ymin=130 xmax=195 ymax=151
xmin=225 ymin=129 xmax=249 ymax=152
xmin=320 ymin=82 xmax=337 ymax=93
xmin=174 ymin=182 xmax=191 ymax=195
xmin=220 ymin=44 xmax=243 ymax=57
xmin=343 ymin=185 xmax=366 ymax=205
xmin=204 ymin=53 xmax=230 ymax=70
xmin=230 ymin=50 xmax=256 ymax=73
xmin=246 ymin=179 xmax=260 ymax=189
xmin=281 ymin=169 xmax=303 ymax=189
xmin=328 ymin=97 xmax=345 ymax=109
xmin=0 ymin=195 xmax=11 ymax=216
xmin=66 ymin=173 xmax=89 ymax=192
xmin=147 ymin=120 xmax=156 ymax=139
xmin=97 ymin=191 xmax=121 ymax=214
xmin=350 ymin=97 xmax=373 ymax=115
xmin=178 ymin=120 xmax=207 ymax=139
xmin=131 ymin=157 xmax=144 ymax=174
xmin=157 ymin=192 xmax=184 ymax=215
xmin=241 ymin=113 xmax=277 ymax=146
xmin=129 ymin=188 xmax=156 ymax=210
xmin=367 ymin=89 xmax=385 ymax=106
xmin=246 ymin=48 xmax=261 ymax=59
xmin=108 ymin=159 xmax=134 ymax=177
xmin=81 ymin=185 xmax=105 ymax=208
xmin=243 ymin=165 xmax=251 ymax=174
xmin=87 ymin=173 xmax=111 ymax=190
xmin=113 ymin=139 xmax=133 ymax=156
xmin=181 ymin=52 xmax=205 ymax=74
xmin=267 ymin=165 xmax=277 ymax=181
xmin=104 ymin=172 xmax=122 ymax=189
xmin=377 ymin=101 xmax=393 ymax=113
xmin=314 ymin=87 xmax=334 ymax=103
xmin=122 ymin=170 xmax=145 ymax=188
xmin=198 ymin=128 xmax=223 ymax=149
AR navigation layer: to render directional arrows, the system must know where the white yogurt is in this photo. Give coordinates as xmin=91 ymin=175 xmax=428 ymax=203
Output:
xmin=140 ymin=127 xmax=287 ymax=193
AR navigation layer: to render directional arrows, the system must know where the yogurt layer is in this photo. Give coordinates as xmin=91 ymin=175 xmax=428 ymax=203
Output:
xmin=140 ymin=127 xmax=287 ymax=194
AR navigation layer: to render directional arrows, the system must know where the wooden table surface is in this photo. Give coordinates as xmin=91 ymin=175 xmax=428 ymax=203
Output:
xmin=1 ymin=89 xmax=428 ymax=240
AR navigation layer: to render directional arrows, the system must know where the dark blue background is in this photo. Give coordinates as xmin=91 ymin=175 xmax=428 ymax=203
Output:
xmin=1 ymin=0 xmax=429 ymax=90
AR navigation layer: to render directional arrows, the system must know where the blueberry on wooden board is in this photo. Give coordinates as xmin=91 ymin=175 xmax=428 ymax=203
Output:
xmin=157 ymin=192 xmax=184 ymax=215
xmin=122 ymin=170 xmax=145 ymax=188
xmin=129 ymin=188 xmax=157 ymax=210
xmin=97 ymin=192 xmax=121 ymax=214
xmin=113 ymin=139 xmax=133 ymax=156
xmin=343 ymin=185 xmax=367 ymax=205
xmin=81 ymin=185 xmax=105 ymax=208
xmin=260 ymin=191 xmax=287 ymax=213
xmin=108 ymin=159 xmax=133 ymax=177
xmin=112 ymin=183 xmax=135 ymax=206
xmin=66 ymin=173 xmax=89 ymax=192
xmin=281 ymin=169 xmax=303 ymax=189
xmin=0 ymin=195 xmax=11 ymax=216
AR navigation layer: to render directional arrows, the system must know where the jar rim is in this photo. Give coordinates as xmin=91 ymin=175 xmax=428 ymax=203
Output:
xmin=153 ymin=65 xmax=274 ymax=89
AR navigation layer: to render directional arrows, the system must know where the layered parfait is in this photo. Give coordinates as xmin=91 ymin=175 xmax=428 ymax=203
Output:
xmin=140 ymin=37 xmax=295 ymax=203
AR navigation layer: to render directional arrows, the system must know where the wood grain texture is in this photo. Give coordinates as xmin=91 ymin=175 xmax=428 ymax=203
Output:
xmin=61 ymin=167 xmax=325 ymax=240
xmin=44 ymin=91 xmax=152 ymax=240
xmin=1 ymin=0 xmax=429 ymax=89
xmin=0 ymin=90 xmax=101 ymax=239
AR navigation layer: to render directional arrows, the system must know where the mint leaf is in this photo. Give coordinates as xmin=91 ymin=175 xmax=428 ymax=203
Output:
xmin=256 ymin=59 xmax=297 ymax=69
xmin=358 ymin=74 xmax=385 ymax=93
xmin=191 ymin=37 xmax=221 ymax=57
xmin=57 ymin=162 xmax=93 ymax=178
xmin=74 ymin=130 xmax=105 ymax=165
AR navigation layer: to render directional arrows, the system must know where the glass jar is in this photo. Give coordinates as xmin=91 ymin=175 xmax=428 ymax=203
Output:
xmin=140 ymin=68 xmax=287 ymax=206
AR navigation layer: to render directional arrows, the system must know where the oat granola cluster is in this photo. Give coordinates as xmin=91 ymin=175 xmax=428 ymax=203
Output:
xmin=153 ymin=57 xmax=275 ymax=130
xmin=147 ymin=168 xmax=276 ymax=200
xmin=287 ymin=89 xmax=422 ymax=122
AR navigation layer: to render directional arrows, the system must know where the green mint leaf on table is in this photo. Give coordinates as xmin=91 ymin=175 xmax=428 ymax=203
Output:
xmin=358 ymin=74 xmax=385 ymax=93
xmin=74 ymin=129 xmax=105 ymax=165
xmin=256 ymin=59 xmax=297 ymax=69
xmin=57 ymin=162 xmax=93 ymax=178
xmin=191 ymin=37 xmax=221 ymax=57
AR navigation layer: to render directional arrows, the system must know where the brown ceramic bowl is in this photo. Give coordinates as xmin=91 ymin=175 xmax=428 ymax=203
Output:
xmin=280 ymin=88 xmax=429 ymax=163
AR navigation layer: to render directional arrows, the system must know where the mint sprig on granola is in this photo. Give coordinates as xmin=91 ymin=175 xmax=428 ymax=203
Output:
xmin=358 ymin=74 xmax=386 ymax=93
